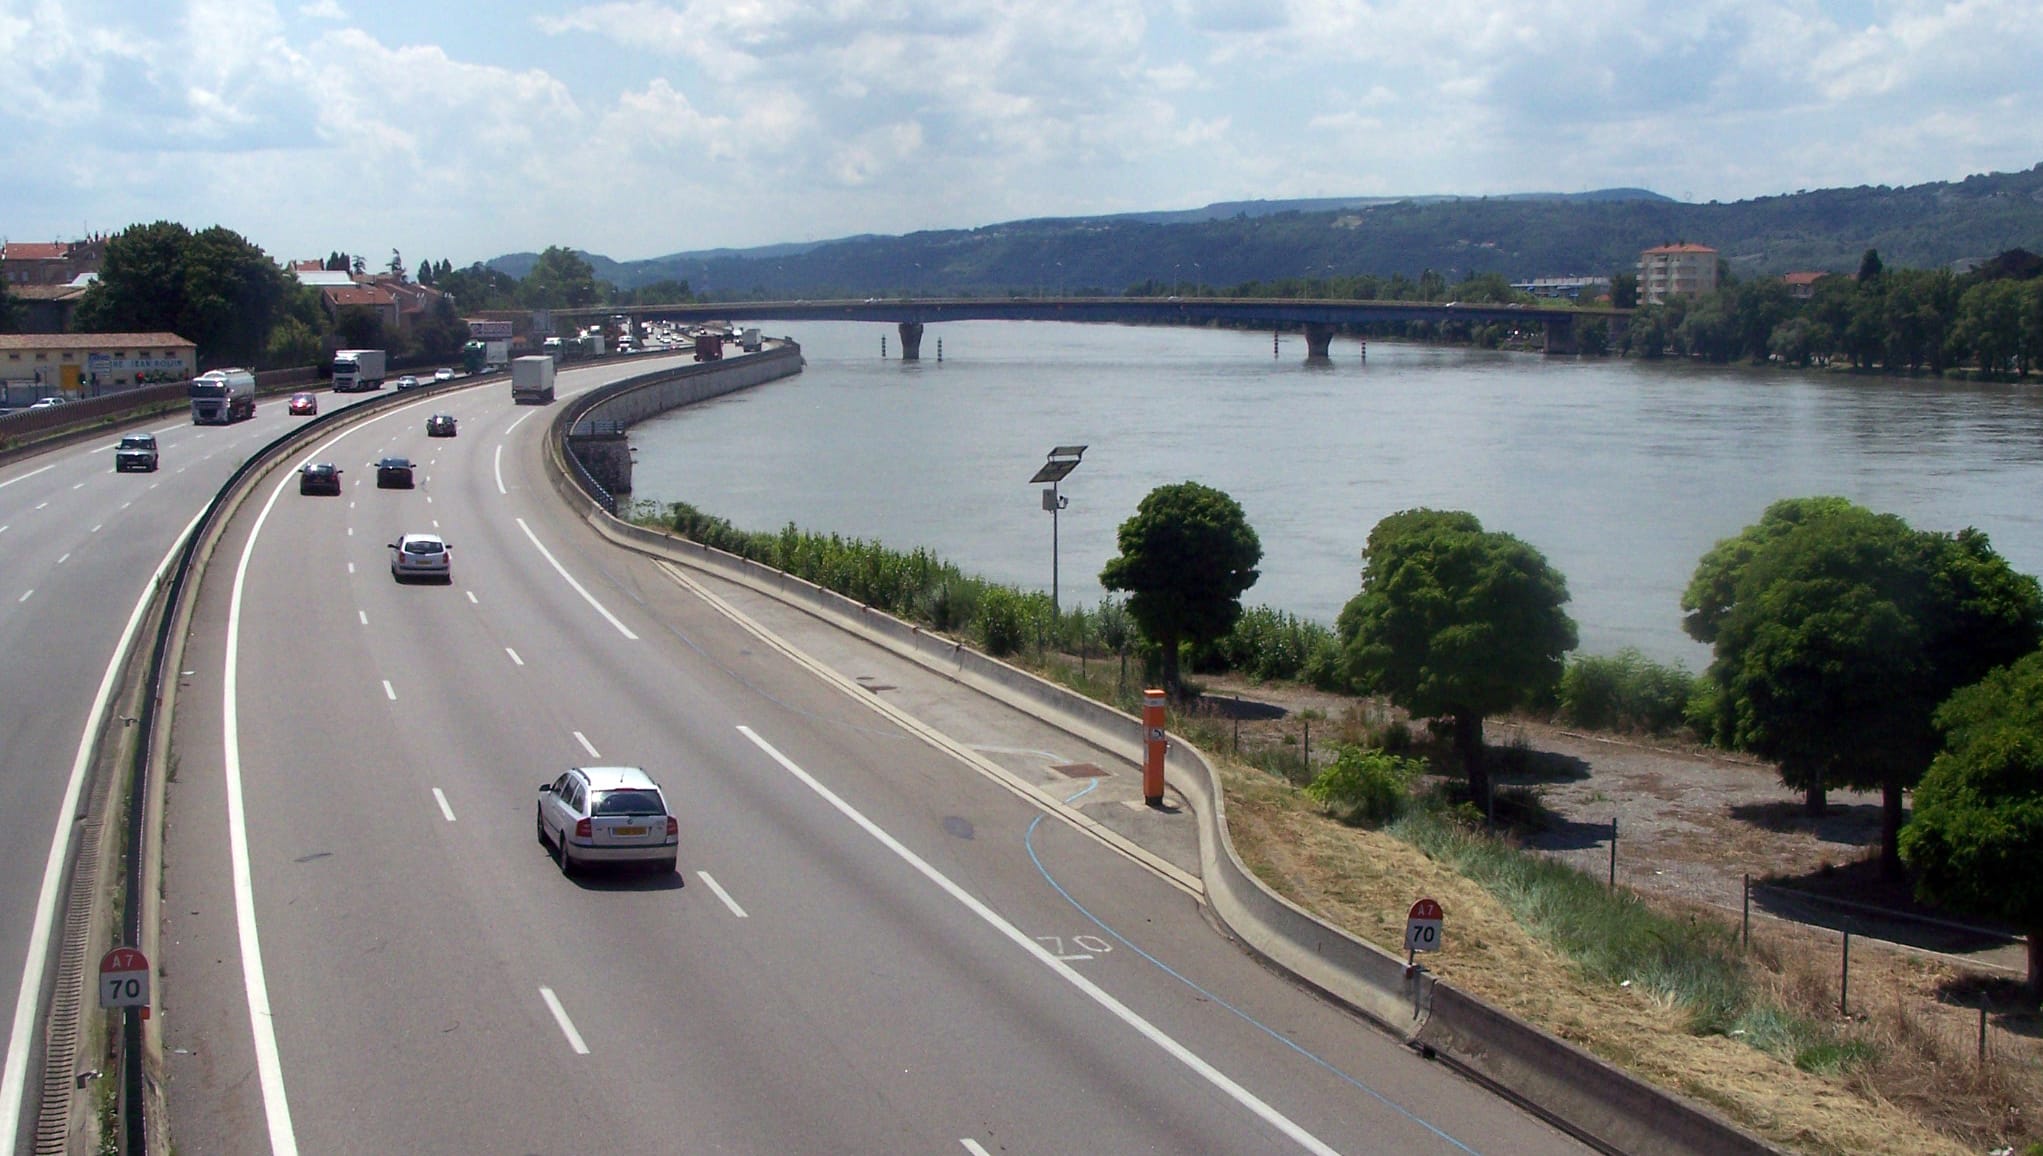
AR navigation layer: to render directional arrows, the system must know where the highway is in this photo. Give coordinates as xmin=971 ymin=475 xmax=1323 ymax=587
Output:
xmin=157 ymin=358 xmax=1593 ymax=1154
xmin=0 ymin=396 xmax=347 ymax=1154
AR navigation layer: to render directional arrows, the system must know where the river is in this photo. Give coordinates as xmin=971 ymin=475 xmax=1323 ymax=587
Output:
xmin=627 ymin=320 xmax=2043 ymax=669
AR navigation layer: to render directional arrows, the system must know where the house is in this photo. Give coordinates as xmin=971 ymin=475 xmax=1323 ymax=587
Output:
xmin=2 ymin=236 xmax=105 ymax=287
xmin=1637 ymin=243 xmax=1719 ymax=304
xmin=1782 ymin=271 xmax=1828 ymax=300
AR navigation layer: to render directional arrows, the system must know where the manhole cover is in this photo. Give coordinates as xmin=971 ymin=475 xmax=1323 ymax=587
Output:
xmin=1052 ymin=762 xmax=1107 ymax=778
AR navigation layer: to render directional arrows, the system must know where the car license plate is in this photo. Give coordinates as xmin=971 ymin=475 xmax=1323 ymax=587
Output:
xmin=612 ymin=826 xmax=646 ymax=837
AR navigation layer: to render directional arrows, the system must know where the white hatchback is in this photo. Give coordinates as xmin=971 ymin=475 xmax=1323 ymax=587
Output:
xmin=536 ymin=766 xmax=678 ymax=875
xmin=387 ymin=532 xmax=451 ymax=582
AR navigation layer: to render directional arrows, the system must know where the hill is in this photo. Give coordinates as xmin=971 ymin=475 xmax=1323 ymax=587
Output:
xmin=488 ymin=165 xmax=2043 ymax=298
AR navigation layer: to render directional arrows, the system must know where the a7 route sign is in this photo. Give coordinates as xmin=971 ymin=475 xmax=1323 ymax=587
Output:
xmin=99 ymin=947 xmax=149 ymax=1009
xmin=1404 ymin=898 xmax=1444 ymax=955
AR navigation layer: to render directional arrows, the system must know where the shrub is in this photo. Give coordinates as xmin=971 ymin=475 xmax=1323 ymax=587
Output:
xmin=1210 ymin=605 xmax=1345 ymax=684
xmin=1556 ymin=648 xmax=1696 ymax=736
xmin=1304 ymin=746 xmax=1426 ymax=825
xmin=976 ymin=586 xmax=1029 ymax=656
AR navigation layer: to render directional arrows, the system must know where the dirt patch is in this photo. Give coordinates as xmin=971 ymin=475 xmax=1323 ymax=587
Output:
xmin=1185 ymin=672 xmax=2042 ymax=1156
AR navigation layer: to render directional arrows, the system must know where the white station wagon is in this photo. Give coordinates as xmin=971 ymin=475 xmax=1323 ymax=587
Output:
xmin=536 ymin=766 xmax=678 ymax=875
xmin=387 ymin=532 xmax=451 ymax=582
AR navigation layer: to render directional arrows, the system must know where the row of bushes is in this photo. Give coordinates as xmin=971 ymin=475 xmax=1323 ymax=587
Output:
xmin=649 ymin=501 xmax=1708 ymax=738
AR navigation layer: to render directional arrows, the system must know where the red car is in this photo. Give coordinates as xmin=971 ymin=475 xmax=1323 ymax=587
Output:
xmin=287 ymin=392 xmax=318 ymax=415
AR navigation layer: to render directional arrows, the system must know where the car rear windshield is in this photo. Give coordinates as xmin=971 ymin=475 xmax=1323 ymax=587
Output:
xmin=403 ymin=540 xmax=443 ymax=555
xmin=591 ymin=789 xmax=664 ymax=816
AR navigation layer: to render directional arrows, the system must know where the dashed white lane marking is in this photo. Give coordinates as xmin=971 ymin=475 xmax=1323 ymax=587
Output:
xmin=735 ymin=725 xmax=1341 ymax=1156
xmin=120 ymin=501 xmax=131 ymax=510
xmin=347 ymin=562 xmax=355 ymax=574
xmin=539 ymin=988 xmax=590 ymax=1055
xmin=961 ymin=1141 xmax=993 ymax=1156
xmin=90 ymin=524 xmax=101 ymax=534
xmin=0 ymin=464 xmax=56 ymax=489
xmin=358 ymin=611 xmax=368 ymax=626
xmin=505 ymin=648 xmax=524 ymax=666
xmin=572 ymin=731 xmax=600 ymax=758
xmin=494 ymin=444 xmax=505 ymax=494
xmin=349 ymin=501 xmax=355 ymax=509
xmin=55 ymin=553 xmax=69 ymax=565
xmin=382 ymin=680 xmax=396 ymax=700
xmin=515 ymin=518 xmax=638 ymax=640
xmin=698 ymin=872 xmax=748 ymax=918
xmin=431 ymin=789 xmax=456 ymax=822
xmin=464 ymin=590 xmax=477 ymax=604
xmin=34 ymin=502 xmax=47 ymax=510
xmin=71 ymin=482 xmax=84 ymax=491
xmin=347 ymin=527 xmax=353 ymax=537
xmin=16 ymin=590 xmax=30 ymax=603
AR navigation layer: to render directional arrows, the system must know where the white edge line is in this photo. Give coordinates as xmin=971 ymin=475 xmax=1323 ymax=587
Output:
xmin=735 ymin=725 xmax=1339 ymax=1156
xmin=225 ymin=465 xmax=307 ymax=1155
xmin=431 ymin=788 xmax=456 ymax=822
xmin=0 ymin=507 xmax=204 ymax=1154
xmin=572 ymin=731 xmax=600 ymax=758
xmin=539 ymin=987 xmax=590 ymax=1054
xmin=697 ymin=872 xmax=748 ymax=918
xmin=515 ymin=518 xmax=637 ymax=639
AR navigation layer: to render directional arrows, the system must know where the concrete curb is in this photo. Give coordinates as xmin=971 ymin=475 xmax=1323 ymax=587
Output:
xmin=539 ymin=361 xmax=1783 ymax=1156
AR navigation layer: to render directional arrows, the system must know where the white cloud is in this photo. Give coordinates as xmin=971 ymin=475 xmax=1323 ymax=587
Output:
xmin=298 ymin=0 xmax=343 ymax=19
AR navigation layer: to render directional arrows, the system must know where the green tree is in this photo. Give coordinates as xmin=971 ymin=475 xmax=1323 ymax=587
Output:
xmin=1099 ymin=482 xmax=1262 ymax=697
xmin=1857 ymin=248 xmax=1885 ymax=283
xmin=73 ymin=220 xmax=194 ymax=336
xmin=1336 ymin=509 xmax=1578 ymax=808
xmin=264 ymin=316 xmax=323 ymax=369
xmin=520 ymin=245 xmax=600 ymax=309
xmin=416 ymin=259 xmax=435 ymax=286
xmin=409 ymin=294 xmax=467 ymax=361
xmin=1768 ymin=317 xmax=1822 ymax=366
xmin=1732 ymin=278 xmax=1795 ymax=363
xmin=1899 ymin=651 xmax=2043 ymax=993
xmin=1953 ymin=278 xmax=2025 ymax=377
xmin=332 ymin=305 xmax=384 ymax=350
xmin=75 ymin=221 xmax=291 ymax=365
xmin=1608 ymin=271 xmax=1639 ymax=310
xmin=1683 ymin=498 xmax=2042 ymax=873
xmin=437 ymin=262 xmax=518 ymax=311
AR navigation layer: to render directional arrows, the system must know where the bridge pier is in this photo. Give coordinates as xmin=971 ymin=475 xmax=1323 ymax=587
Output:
xmin=898 ymin=321 xmax=925 ymax=361
xmin=1303 ymin=323 xmax=1335 ymax=360
xmin=1543 ymin=315 xmax=1578 ymax=355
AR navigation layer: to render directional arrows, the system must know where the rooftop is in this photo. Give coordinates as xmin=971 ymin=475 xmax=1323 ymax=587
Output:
xmin=1642 ymin=242 xmax=1717 ymax=255
xmin=0 ymin=332 xmax=194 ymax=351
xmin=1 ymin=242 xmax=69 ymax=261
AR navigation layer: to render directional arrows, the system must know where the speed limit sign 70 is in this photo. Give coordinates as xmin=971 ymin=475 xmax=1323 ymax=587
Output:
xmin=1404 ymin=898 xmax=1443 ymax=955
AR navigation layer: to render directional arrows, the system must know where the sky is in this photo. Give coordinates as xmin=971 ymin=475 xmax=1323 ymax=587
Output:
xmin=4 ymin=1 xmax=2040 ymax=270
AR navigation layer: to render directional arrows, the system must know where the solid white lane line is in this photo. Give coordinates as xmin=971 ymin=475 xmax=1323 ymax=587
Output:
xmin=735 ymin=726 xmax=1340 ymax=1156
xmin=539 ymin=987 xmax=590 ymax=1055
xmin=573 ymin=731 xmax=600 ymax=758
xmin=0 ymin=509 xmax=203 ymax=1154
xmin=382 ymin=680 xmax=396 ymax=700
xmin=505 ymin=648 xmax=524 ymax=666
xmin=431 ymin=789 xmax=457 ymax=822
xmin=493 ymin=444 xmax=505 ymax=494
xmin=961 ymin=1141 xmax=992 ymax=1156
xmin=0 ymin=463 xmax=56 ymax=489
xmin=515 ymin=518 xmax=637 ymax=640
xmin=698 ymin=872 xmax=748 ymax=918
xmin=224 ymin=472 xmax=306 ymax=1155
xmin=358 ymin=611 xmax=368 ymax=626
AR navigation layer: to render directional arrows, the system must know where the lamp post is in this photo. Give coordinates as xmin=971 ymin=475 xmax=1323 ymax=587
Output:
xmin=1030 ymin=445 xmax=1087 ymax=614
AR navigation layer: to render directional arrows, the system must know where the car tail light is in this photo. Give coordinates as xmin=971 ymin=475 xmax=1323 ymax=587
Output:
xmin=574 ymin=818 xmax=591 ymax=839
xmin=665 ymin=817 xmax=678 ymax=836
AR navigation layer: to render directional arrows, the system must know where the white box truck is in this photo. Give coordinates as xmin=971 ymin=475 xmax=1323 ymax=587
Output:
xmin=332 ymin=349 xmax=387 ymax=392
xmin=739 ymin=327 xmax=762 ymax=352
xmin=190 ymin=368 xmax=257 ymax=423
xmin=484 ymin=340 xmax=510 ymax=372
xmin=511 ymin=355 xmax=555 ymax=404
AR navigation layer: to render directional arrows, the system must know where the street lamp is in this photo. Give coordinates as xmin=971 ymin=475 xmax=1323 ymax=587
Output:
xmin=1030 ymin=445 xmax=1087 ymax=614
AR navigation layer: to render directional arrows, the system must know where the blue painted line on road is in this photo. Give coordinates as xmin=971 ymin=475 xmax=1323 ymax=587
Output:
xmin=1023 ymin=790 xmax=1482 ymax=1156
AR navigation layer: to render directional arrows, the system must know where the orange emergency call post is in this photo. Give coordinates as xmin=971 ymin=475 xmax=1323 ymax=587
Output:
xmin=1142 ymin=689 xmax=1167 ymax=806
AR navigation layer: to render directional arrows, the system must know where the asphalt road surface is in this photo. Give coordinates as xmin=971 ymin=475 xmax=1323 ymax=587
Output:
xmin=0 ymin=396 xmax=356 ymax=1155
xmin=159 ymin=361 xmax=1592 ymax=1155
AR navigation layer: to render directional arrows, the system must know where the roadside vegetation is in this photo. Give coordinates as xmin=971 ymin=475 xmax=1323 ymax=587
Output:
xmin=632 ymin=487 xmax=2043 ymax=1155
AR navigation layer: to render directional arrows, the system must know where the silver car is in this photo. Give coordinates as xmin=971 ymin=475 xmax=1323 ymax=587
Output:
xmin=387 ymin=532 xmax=450 ymax=582
xmin=536 ymin=766 xmax=678 ymax=875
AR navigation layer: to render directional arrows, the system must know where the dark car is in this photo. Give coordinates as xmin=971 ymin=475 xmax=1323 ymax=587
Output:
xmin=298 ymin=462 xmax=343 ymax=495
xmin=375 ymin=457 xmax=415 ymax=489
xmin=114 ymin=433 xmax=159 ymax=472
xmin=425 ymin=413 xmax=457 ymax=437
xmin=287 ymin=392 xmax=318 ymax=415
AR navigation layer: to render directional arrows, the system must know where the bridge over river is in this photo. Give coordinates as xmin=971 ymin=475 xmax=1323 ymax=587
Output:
xmin=555 ymin=296 xmax=1630 ymax=358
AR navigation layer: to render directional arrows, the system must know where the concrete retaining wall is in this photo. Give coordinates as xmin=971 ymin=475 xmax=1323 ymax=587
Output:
xmin=542 ymin=348 xmax=1781 ymax=1156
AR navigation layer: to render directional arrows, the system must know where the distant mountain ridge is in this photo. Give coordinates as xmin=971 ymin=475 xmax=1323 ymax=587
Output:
xmin=488 ymin=166 xmax=2043 ymax=297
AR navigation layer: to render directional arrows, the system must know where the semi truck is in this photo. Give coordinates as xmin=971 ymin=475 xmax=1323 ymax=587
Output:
xmin=510 ymin=355 xmax=556 ymax=404
xmin=543 ymin=336 xmax=564 ymax=363
xmin=462 ymin=340 xmax=511 ymax=374
xmin=189 ymin=367 xmax=257 ymax=423
xmin=332 ymin=349 xmax=387 ymax=392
